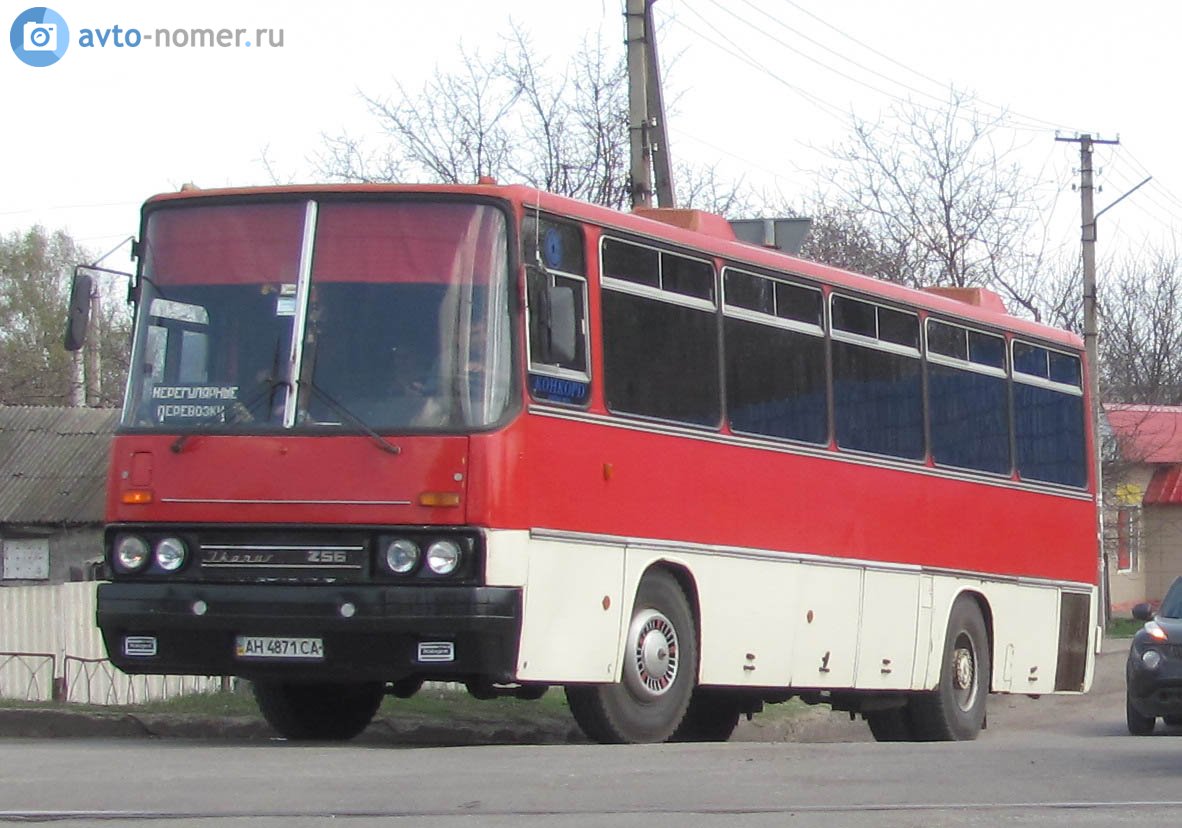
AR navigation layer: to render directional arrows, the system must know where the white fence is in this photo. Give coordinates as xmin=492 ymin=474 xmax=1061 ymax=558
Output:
xmin=0 ymin=582 xmax=219 ymax=704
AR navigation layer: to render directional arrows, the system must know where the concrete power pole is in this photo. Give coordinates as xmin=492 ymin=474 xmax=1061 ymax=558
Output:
xmin=85 ymin=285 xmax=101 ymax=406
xmin=1056 ymin=132 xmax=1119 ymax=624
xmin=625 ymin=0 xmax=651 ymax=209
xmin=625 ymin=0 xmax=674 ymax=209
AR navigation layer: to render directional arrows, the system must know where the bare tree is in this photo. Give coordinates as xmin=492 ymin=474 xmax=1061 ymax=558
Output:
xmin=314 ymin=23 xmax=759 ymax=214
xmin=675 ymin=162 xmax=763 ymax=217
xmin=501 ymin=27 xmax=631 ymax=208
xmin=321 ymin=43 xmax=519 ymax=185
xmin=315 ymin=24 xmax=634 ymax=207
xmin=796 ymin=197 xmax=908 ymax=280
xmin=826 ymin=90 xmax=1045 ymax=293
xmin=1099 ymin=247 xmax=1182 ymax=404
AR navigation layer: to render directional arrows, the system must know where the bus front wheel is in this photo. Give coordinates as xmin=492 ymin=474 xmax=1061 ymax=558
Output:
xmin=910 ymin=597 xmax=990 ymax=741
xmin=252 ymin=680 xmax=384 ymax=741
xmin=565 ymin=571 xmax=698 ymax=744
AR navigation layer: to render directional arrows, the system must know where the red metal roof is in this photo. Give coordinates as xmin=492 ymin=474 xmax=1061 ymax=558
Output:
xmin=1145 ymin=465 xmax=1182 ymax=505
xmin=1105 ymin=404 xmax=1182 ymax=463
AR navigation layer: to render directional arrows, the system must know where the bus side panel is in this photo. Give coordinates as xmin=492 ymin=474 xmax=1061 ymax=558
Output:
xmin=487 ymin=531 xmax=627 ymax=684
xmin=855 ymin=570 xmax=921 ymax=690
xmin=676 ymin=553 xmax=800 ymax=688
xmin=924 ymin=580 xmax=1064 ymax=695
xmin=787 ymin=565 xmax=862 ymax=689
xmin=515 ymin=410 xmax=1096 ymax=587
xmin=985 ymin=583 xmax=1062 ymax=694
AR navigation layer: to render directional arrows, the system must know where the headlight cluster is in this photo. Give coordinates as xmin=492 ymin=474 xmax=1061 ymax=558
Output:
xmin=380 ymin=536 xmax=467 ymax=577
xmin=113 ymin=534 xmax=189 ymax=574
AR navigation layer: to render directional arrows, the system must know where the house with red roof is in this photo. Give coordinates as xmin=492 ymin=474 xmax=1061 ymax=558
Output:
xmin=1104 ymin=404 xmax=1182 ymax=611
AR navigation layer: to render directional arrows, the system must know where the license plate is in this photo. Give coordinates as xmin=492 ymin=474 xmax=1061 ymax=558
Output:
xmin=235 ymin=636 xmax=324 ymax=660
xmin=417 ymin=641 xmax=455 ymax=663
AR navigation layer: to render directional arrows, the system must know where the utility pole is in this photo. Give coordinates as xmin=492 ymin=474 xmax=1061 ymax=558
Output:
xmin=625 ymin=0 xmax=651 ymax=209
xmin=1056 ymin=132 xmax=1119 ymax=626
xmin=643 ymin=0 xmax=674 ymax=208
xmin=625 ymin=0 xmax=675 ymax=209
xmin=85 ymin=283 xmax=101 ymax=406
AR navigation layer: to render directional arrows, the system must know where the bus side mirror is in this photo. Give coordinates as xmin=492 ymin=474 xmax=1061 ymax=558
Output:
xmin=63 ymin=268 xmax=93 ymax=351
xmin=546 ymin=285 xmax=577 ymax=365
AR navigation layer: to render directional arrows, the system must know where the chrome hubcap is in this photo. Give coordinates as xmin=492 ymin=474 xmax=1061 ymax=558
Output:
xmin=952 ymin=636 xmax=977 ymax=710
xmin=629 ymin=609 xmax=679 ymax=696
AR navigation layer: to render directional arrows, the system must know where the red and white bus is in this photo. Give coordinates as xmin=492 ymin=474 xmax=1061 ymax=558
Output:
xmin=92 ymin=182 xmax=1098 ymax=743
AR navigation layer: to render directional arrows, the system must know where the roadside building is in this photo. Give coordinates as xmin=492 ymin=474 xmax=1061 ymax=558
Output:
xmin=0 ymin=405 xmax=116 ymax=585
xmin=1104 ymin=404 xmax=1182 ymax=612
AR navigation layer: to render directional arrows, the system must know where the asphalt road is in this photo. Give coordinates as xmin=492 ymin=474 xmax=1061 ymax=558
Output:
xmin=4 ymin=638 xmax=1177 ymax=828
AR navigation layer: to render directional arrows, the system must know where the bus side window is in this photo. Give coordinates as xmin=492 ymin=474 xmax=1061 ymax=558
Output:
xmin=527 ymin=268 xmax=588 ymax=375
xmin=601 ymin=238 xmax=720 ymax=428
xmin=524 ymin=215 xmax=590 ymax=407
xmin=1012 ymin=342 xmax=1086 ymax=487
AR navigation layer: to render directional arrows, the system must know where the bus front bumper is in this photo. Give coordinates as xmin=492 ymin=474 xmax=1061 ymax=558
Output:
xmin=96 ymin=582 xmax=522 ymax=684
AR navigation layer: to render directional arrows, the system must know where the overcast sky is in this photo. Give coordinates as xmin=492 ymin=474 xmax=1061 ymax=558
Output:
xmin=4 ymin=0 xmax=1178 ymax=267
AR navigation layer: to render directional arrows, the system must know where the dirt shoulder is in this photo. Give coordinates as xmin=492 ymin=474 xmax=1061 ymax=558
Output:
xmin=0 ymin=639 xmax=1130 ymax=744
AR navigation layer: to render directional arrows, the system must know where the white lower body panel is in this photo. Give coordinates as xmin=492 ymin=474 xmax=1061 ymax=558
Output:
xmin=486 ymin=529 xmax=1097 ymax=695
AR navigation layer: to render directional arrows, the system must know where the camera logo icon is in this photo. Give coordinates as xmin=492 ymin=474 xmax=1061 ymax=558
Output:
xmin=23 ymin=20 xmax=56 ymax=51
xmin=10 ymin=7 xmax=68 ymax=67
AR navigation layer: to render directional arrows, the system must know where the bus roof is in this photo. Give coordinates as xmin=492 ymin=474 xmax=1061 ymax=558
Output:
xmin=144 ymin=182 xmax=1084 ymax=351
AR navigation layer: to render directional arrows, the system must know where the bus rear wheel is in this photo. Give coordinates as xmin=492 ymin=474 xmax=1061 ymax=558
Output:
xmin=865 ymin=706 xmax=916 ymax=742
xmin=670 ymin=689 xmax=742 ymax=742
xmin=565 ymin=571 xmax=698 ymax=744
xmin=910 ymin=597 xmax=990 ymax=741
xmin=252 ymin=680 xmax=384 ymax=741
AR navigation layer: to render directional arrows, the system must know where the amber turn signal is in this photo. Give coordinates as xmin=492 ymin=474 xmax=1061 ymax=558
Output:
xmin=419 ymin=491 xmax=461 ymax=508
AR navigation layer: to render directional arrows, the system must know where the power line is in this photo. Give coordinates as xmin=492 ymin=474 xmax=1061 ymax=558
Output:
xmin=709 ymin=0 xmax=954 ymax=111
xmin=666 ymin=0 xmax=1182 ymax=246
xmin=671 ymin=6 xmax=851 ymax=125
xmin=771 ymin=0 xmax=1085 ymax=136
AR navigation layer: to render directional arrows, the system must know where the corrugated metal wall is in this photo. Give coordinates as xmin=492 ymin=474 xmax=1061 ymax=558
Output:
xmin=0 ymin=583 xmax=218 ymax=703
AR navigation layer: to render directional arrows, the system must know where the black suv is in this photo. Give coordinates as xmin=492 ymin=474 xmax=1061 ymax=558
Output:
xmin=1126 ymin=576 xmax=1182 ymax=735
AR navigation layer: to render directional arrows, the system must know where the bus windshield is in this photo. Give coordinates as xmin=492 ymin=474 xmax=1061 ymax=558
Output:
xmin=123 ymin=198 xmax=512 ymax=432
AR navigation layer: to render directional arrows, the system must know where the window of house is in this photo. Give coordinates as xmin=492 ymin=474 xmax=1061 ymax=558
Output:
xmin=1116 ymin=507 xmax=1141 ymax=572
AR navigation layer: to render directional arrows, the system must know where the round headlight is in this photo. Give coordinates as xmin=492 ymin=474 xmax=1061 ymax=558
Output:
xmin=426 ymin=540 xmax=462 ymax=575
xmin=384 ymin=539 xmax=420 ymax=574
xmin=155 ymin=537 xmax=188 ymax=572
xmin=114 ymin=536 xmax=150 ymax=573
xmin=1143 ymin=649 xmax=1163 ymax=670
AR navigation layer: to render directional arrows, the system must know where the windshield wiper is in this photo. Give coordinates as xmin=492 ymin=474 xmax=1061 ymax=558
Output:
xmin=298 ymin=380 xmax=402 ymax=456
xmin=169 ymin=379 xmax=287 ymax=453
